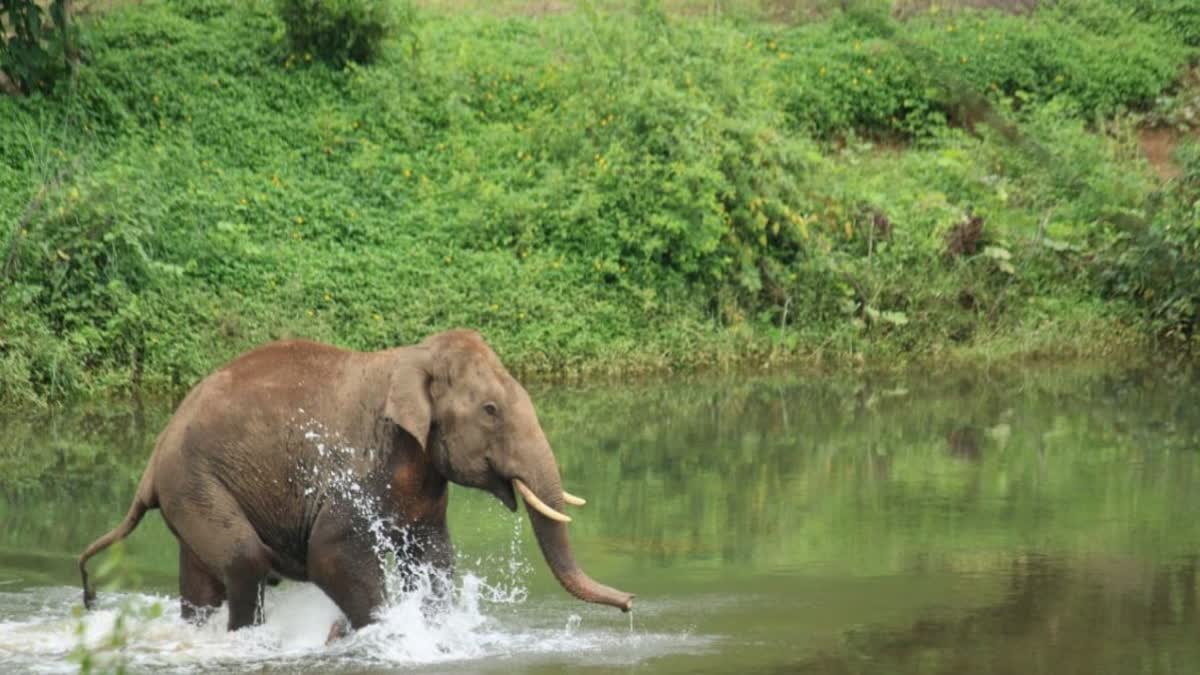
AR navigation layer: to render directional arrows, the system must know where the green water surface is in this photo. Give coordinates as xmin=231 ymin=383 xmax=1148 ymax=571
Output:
xmin=1 ymin=365 xmax=1198 ymax=673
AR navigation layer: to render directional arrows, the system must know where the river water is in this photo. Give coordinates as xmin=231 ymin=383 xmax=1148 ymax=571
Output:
xmin=1 ymin=365 xmax=1198 ymax=673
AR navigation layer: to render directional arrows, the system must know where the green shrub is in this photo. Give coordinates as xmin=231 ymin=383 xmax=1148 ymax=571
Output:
xmin=1098 ymin=140 xmax=1200 ymax=340
xmin=1130 ymin=0 xmax=1200 ymax=48
xmin=273 ymin=0 xmax=400 ymax=65
xmin=0 ymin=0 xmax=77 ymax=94
xmin=771 ymin=1 xmax=1191 ymax=138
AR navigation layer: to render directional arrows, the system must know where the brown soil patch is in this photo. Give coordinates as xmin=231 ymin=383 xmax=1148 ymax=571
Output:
xmin=1139 ymin=127 xmax=1183 ymax=181
xmin=894 ymin=0 xmax=1040 ymax=17
xmin=416 ymin=1 xmax=574 ymax=17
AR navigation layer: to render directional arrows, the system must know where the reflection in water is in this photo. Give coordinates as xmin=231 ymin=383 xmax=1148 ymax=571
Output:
xmin=1 ymin=364 xmax=1199 ymax=673
xmin=800 ymin=554 xmax=1200 ymax=675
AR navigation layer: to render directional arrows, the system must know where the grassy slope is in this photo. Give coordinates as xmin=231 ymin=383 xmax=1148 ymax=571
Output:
xmin=0 ymin=0 xmax=1193 ymax=406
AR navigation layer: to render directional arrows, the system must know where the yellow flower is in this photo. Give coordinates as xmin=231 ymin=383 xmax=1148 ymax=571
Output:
xmin=373 ymin=313 xmax=382 ymax=322
xmin=819 ymin=66 xmax=827 ymax=76
xmin=960 ymin=55 xmax=967 ymax=64
xmin=294 ymin=215 xmax=304 ymax=225
xmin=324 ymin=292 xmax=332 ymax=302
xmin=306 ymin=309 xmax=314 ymax=317
xmin=403 ymin=168 xmax=413 ymax=178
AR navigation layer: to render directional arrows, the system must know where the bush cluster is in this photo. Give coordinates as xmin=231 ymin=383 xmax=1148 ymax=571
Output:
xmin=274 ymin=0 xmax=402 ymax=66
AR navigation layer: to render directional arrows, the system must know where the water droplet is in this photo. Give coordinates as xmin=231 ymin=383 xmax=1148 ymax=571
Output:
xmin=564 ymin=614 xmax=582 ymax=635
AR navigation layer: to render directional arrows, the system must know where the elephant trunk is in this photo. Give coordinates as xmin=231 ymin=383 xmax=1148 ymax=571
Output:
xmin=518 ymin=456 xmax=634 ymax=612
xmin=527 ymin=507 xmax=634 ymax=612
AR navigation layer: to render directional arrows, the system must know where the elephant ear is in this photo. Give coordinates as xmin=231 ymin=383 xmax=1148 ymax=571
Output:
xmin=383 ymin=360 xmax=432 ymax=451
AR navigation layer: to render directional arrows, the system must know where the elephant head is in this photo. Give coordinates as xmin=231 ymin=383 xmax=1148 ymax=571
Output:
xmin=383 ymin=330 xmax=633 ymax=612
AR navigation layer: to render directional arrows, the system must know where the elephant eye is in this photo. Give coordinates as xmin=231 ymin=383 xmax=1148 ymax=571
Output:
xmin=483 ymin=402 xmax=499 ymax=416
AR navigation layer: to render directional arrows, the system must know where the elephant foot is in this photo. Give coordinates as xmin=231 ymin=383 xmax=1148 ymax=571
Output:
xmin=325 ymin=616 xmax=351 ymax=644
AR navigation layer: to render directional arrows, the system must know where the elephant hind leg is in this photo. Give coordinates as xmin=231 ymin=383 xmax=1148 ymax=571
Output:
xmin=167 ymin=493 xmax=277 ymax=631
xmin=224 ymin=541 xmax=274 ymax=630
xmin=179 ymin=541 xmax=225 ymax=624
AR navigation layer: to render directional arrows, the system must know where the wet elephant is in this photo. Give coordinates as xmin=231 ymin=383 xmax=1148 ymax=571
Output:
xmin=78 ymin=330 xmax=633 ymax=630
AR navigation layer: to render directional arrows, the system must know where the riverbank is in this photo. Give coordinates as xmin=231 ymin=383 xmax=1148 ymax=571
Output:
xmin=2 ymin=0 xmax=1197 ymax=407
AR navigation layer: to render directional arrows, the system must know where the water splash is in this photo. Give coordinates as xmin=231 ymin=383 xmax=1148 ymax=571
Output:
xmin=0 ymin=423 xmax=714 ymax=672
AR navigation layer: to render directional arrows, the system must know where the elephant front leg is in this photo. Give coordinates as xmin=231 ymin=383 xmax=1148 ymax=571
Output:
xmin=308 ymin=510 xmax=387 ymax=631
xmin=394 ymin=523 xmax=455 ymax=617
xmin=309 ymin=542 xmax=386 ymax=630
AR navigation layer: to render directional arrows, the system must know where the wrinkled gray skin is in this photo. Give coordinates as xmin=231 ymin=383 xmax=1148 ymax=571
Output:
xmin=79 ymin=330 xmax=633 ymax=631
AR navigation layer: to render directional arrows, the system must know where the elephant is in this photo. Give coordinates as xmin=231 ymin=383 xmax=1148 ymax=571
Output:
xmin=78 ymin=329 xmax=633 ymax=631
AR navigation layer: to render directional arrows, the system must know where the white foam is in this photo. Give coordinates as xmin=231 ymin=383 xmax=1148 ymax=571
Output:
xmin=0 ymin=568 xmax=709 ymax=673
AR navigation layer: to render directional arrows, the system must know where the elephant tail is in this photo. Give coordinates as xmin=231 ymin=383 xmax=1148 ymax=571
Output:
xmin=79 ymin=469 xmax=157 ymax=610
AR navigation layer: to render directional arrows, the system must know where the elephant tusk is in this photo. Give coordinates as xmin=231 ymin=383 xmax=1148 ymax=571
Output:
xmin=562 ymin=491 xmax=587 ymax=506
xmin=514 ymin=479 xmax=572 ymax=523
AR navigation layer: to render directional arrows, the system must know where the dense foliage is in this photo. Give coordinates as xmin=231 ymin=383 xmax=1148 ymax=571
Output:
xmin=0 ymin=0 xmax=1196 ymax=406
xmin=775 ymin=1 xmax=1188 ymax=137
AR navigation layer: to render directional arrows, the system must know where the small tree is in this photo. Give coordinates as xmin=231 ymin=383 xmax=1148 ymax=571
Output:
xmin=0 ymin=0 xmax=77 ymax=94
